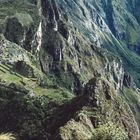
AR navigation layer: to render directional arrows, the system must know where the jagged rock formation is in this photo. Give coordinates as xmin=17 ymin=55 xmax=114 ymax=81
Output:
xmin=48 ymin=77 xmax=139 ymax=140
xmin=0 ymin=0 xmax=140 ymax=139
xmin=56 ymin=0 xmax=140 ymax=88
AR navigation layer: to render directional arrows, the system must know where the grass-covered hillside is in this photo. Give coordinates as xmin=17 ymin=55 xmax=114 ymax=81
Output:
xmin=0 ymin=0 xmax=140 ymax=139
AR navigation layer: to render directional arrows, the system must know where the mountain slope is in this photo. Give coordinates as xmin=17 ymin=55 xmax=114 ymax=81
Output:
xmin=0 ymin=0 xmax=140 ymax=139
xmin=56 ymin=0 xmax=140 ymax=87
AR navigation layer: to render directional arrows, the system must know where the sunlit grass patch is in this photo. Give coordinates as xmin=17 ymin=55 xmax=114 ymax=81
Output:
xmin=0 ymin=133 xmax=16 ymax=140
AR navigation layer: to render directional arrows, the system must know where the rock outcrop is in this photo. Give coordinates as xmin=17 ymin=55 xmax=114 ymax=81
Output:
xmin=0 ymin=0 xmax=140 ymax=139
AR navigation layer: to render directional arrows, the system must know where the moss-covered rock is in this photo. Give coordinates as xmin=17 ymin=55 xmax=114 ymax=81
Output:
xmin=0 ymin=0 xmax=140 ymax=140
xmin=46 ymin=77 xmax=139 ymax=140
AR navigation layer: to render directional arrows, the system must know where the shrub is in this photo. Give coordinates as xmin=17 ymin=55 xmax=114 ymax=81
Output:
xmin=91 ymin=122 xmax=128 ymax=140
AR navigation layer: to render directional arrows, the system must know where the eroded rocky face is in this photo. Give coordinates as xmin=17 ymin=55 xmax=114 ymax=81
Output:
xmin=0 ymin=0 xmax=140 ymax=139
xmin=55 ymin=0 xmax=140 ymax=88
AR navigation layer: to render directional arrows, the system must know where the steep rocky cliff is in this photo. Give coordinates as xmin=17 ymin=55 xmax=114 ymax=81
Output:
xmin=0 ymin=0 xmax=140 ymax=139
xmin=56 ymin=0 xmax=140 ymax=88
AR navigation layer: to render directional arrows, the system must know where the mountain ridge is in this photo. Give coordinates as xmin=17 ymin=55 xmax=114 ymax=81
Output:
xmin=0 ymin=0 xmax=140 ymax=139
